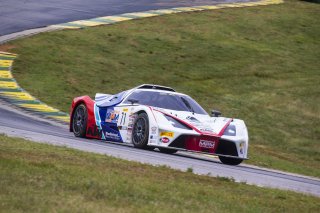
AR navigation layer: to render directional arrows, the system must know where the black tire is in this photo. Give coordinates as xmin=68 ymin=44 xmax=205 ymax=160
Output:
xmin=72 ymin=104 xmax=87 ymax=138
xmin=132 ymin=113 xmax=149 ymax=149
xmin=219 ymin=156 xmax=243 ymax=165
xmin=159 ymin=148 xmax=178 ymax=154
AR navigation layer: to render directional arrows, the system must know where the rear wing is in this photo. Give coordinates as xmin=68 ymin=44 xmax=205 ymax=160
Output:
xmin=136 ymin=84 xmax=175 ymax=92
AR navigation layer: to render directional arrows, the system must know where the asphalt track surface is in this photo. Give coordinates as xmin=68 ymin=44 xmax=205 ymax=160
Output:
xmin=0 ymin=103 xmax=320 ymax=197
xmin=0 ymin=0 xmax=319 ymax=198
xmin=0 ymin=0 xmax=253 ymax=36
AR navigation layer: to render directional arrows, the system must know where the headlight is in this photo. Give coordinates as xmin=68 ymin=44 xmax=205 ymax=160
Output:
xmin=164 ymin=115 xmax=192 ymax=130
xmin=223 ymin=124 xmax=236 ymax=136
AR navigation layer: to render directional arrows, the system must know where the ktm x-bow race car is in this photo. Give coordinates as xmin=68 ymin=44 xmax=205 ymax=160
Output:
xmin=70 ymin=84 xmax=248 ymax=165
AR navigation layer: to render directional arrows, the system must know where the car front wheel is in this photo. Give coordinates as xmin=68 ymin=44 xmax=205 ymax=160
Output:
xmin=132 ymin=113 xmax=149 ymax=149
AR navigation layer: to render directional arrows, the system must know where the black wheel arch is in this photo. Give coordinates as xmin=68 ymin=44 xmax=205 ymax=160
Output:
xmin=136 ymin=110 xmax=147 ymax=115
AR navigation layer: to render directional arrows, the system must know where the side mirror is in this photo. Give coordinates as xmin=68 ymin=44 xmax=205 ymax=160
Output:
xmin=128 ymin=99 xmax=139 ymax=105
xmin=211 ymin=110 xmax=221 ymax=117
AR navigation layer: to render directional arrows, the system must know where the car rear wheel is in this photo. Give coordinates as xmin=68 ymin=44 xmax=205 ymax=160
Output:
xmin=132 ymin=113 xmax=149 ymax=149
xmin=72 ymin=104 xmax=87 ymax=138
xmin=219 ymin=156 xmax=243 ymax=165
xmin=159 ymin=148 xmax=178 ymax=154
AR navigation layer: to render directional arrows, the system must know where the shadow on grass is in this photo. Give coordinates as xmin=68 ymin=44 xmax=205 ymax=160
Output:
xmin=300 ymin=0 xmax=320 ymax=4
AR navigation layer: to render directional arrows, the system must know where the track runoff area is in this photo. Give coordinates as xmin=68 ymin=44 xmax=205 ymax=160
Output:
xmin=3 ymin=0 xmax=319 ymax=198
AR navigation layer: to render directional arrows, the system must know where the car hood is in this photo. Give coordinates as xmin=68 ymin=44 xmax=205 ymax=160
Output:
xmin=154 ymin=108 xmax=232 ymax=135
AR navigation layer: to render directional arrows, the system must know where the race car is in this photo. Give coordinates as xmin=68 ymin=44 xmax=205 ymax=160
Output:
xmin=70 ymin=84 xmax=248 ymax=165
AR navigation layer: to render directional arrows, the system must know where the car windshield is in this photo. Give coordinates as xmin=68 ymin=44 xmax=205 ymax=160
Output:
xmin=123 ymin=90 xmax=208 ymax=115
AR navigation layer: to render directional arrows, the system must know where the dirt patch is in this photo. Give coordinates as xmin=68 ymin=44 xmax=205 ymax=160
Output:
xmin=0 ymin=44 xmax=17 ymax=52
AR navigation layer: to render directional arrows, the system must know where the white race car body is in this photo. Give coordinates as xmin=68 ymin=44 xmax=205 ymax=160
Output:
xmin=71 ymin=84 xmax=249 ymax=165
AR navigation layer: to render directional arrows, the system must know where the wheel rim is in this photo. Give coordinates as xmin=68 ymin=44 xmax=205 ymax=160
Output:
xmin=133 ymin=117 xmax=147 ymax=144
xmin=73 ymin=107 xmax=85 ymax=134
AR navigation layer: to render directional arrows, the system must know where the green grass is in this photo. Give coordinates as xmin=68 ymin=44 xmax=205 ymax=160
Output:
xmin=0 ymin=134 xmax=319 ymax=212
xmin=3 ymin=0 xmax=320 ymax=177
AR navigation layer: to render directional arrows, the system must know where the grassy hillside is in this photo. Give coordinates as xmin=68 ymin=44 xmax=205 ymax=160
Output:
xmin=3 ymin=0 xmax=320 ymax=176
xmin=0 ymin=134 xmax=319 ymax=212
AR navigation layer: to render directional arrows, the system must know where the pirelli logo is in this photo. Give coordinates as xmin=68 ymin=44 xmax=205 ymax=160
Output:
xmin=160 ymin=131 xmax=174 ymax=138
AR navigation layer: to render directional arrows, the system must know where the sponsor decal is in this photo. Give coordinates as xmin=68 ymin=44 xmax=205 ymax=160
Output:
xmin=127 ymin=114 xmax=136 ymax=128
xmin=106 ymin=110 xmax=120 ymax=123
xmin=105 ymin=132 xmax=120 ymax=140
xmin=200 ymin=127 xmax=214 ymax=132
xmin=150 ymin=134 xmax=157 ymax=139
xmin=150 ymin=139 xmax=157 ymax=144
xmin=126 ymin=128 xmax=133 ymax=141
xmin=160 ymin=131 xmax=174 ymax=138
xmin=199 ymin=140 xmax=215 ymax=149
xmin=151 ymin=126 xmax=157 ymax=134
xmin=118 ymin=126 xmax=128 ymax=130
xmin=98 ymin=106 xmax=122 ymax=142
xmin=161 ymin=137 xmax=170 ymax=143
